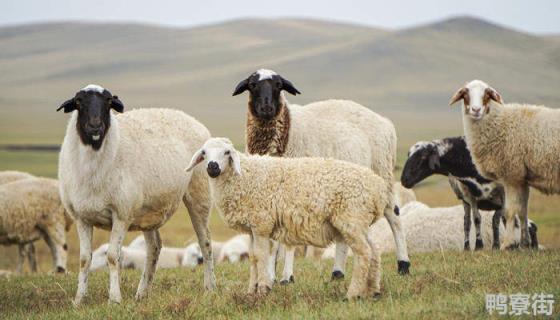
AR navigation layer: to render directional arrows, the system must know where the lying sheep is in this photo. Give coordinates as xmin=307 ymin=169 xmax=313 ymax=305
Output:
xmin=321 ymin=201 xmax=540 ymax=258
xmin=219 ymin=234 xmax=250 ymax=263
xmin=186 ymin=138 xmax=388 ymax=300
xmin=450 ymin=80 xmax=560 ymax=249
xmin=0 ymin=178 xmax=72 ymax=273
xmin=181 ymin=241 xmax=224 ymax=267
xmin=0 ymin=171 xmax=37 ymax=273
xmin=233 ymin=69 xmax=409 ymax=282
xmin=57 ymin=85 xmax=214 ymax=305
xmin=91 ymin=242 xmax=187 ymax=271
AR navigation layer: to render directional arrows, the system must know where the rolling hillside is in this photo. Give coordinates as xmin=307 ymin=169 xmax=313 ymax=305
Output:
xmin=0 ymin=16 xmax=559 ymax=150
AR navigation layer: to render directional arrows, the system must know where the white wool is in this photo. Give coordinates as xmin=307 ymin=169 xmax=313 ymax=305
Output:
xmin=218 ymin=234 xmax=250 ymax=263
xmin=255 ymin=69 xmax=277 ymax=81
xmin=128 ymin=235 xmax=146 ymax=250
xmin=81 ymin=84 xmax=105 ymax=93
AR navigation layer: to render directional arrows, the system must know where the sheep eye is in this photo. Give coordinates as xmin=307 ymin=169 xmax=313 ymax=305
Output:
xmin=225 ymin=150 xmax=230 ymax=156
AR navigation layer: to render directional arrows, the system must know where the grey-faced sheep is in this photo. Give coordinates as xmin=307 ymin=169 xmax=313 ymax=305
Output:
xmin=186 ymin=137 xmax=387 ymax=300
xmin=0 ymin=177 xmax=72 ymax=273
xmin=57 ymin=84 xmax=214 ymax=305
xmin=449 ymin=80 xmax=559 ymax=249
xmin=233 ymin=69 xmax=409 ymax=281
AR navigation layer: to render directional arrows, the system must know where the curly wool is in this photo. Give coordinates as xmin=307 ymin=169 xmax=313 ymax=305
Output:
xmin=0 ymin=171 xmax=34 ymax=185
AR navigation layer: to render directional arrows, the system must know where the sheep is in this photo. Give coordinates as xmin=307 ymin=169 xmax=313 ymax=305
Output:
xmin=57 ymin=84 xmax=215 ymax=305
xmin=91 ymin=242 xmax=189 ymax=271
xmin=0 ymin=177 xmax=72 ymax=274
xmin=218 ymin=234 xmax=250 ymax=263
xmin=393 ymin=182 xmax=416 ymax=208
xmin=449 ymin=80 xmax=560 ymax=249
xmin=186 ymin=137 xmax=388 ymax=300
xmin=233 ymin=69 xmax=409 ymax=281
xmin=321 ymin=201 xmax=540 ymax=258
xmin=401 ymin=137 xmax=507 ymax=250
xmin=181 ymin=241 xmax=224 ymax=267
xmin=0 ymin=171 xmax=37 ymax=273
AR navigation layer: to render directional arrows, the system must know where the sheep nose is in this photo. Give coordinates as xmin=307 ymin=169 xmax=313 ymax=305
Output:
xmin=471 ymin=106 xmax=481 ymax=113
xmin=197 ymin=257 xmax=204 ymax=265
xmin=207 ymin=161 xmax=221 ymax=178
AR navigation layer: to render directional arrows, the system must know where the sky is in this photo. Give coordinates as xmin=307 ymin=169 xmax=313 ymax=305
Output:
xmin=2 ymin=0 xmax=560 ymax=34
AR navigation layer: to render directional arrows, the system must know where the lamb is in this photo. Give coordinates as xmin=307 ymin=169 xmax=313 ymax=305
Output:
xmin=91 ymin=242 xmax=188 ymax=271
xmin=218 ymin=234 xmax=250 ymax=263
xmin=449 ymin=80 xmax=560 ymax=249
xmin=57 ymin=84 xmax=215 ymax=305
xmin=321 ymin=201 xmax=540 ymax=258
xmin=0 ymin=177 xmax=72 ymax=274
xmin=401 ymin=137 xmax=507 ymax=250
xmin=186 ymin=137 xmax=388 ymax=300
xmin=233 ymin=69 xmax=409 ymax=282
xmin=0 ymin=171 xmax=37 ymax=273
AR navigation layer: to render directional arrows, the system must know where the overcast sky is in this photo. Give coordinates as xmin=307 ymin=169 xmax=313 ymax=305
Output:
xmin=2 ymin=0 xmax=559 ymax=34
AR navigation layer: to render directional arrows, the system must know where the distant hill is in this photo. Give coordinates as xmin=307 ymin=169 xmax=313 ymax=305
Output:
xmin=0 ymin=16 xmax=558 ymax=149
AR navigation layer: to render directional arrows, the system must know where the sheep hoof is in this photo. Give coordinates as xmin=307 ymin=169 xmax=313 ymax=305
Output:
xmin=503 ymin=243 xmax=520 ymax=250
xmin=372 ymin=292 xmax=382 ymax=300
xmin=108 ymin=297 xmax=122 ymax=305
xmin=492 ymin=242 xmax=500 ymax=250
xmin=475 ymin=239 xmax=484 ymax=250
xmin=257 ymin=285 xmax=271 ymax=296
xmin=397 ymin=260 xmax=410 ymax=275
xmin=56 ymin=266 xmax=66 ymax=274
xmin=464 ymin=241 xmax=470 ymax=251
xmin=280 ymin=275 xmax=294 ymax=285
xmin=331 ymin=270 xmax=345 ymax=280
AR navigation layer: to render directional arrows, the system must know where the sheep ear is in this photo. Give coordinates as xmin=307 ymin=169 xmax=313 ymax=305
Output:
xmin=485 ymin=87 xmax=503 ymax=105
xmin=56 ymin=98 xmax=77 ymax=113
xmin=232 ymin=78 xmax=249 ymax=96
xmin=449 ymin=87 xmax=467 ymax=106
xmin=230 ymin=150 xmax=242 ymax=176
xmin=110 ymin=95 xmax=124 ymax=113
xmin=428 ymin=153 xmax=440 ymax=170
xmin=280 ymin=77 xmax=301 ymax=95
xmin=185 ymin=149 xmax=205 ymax=172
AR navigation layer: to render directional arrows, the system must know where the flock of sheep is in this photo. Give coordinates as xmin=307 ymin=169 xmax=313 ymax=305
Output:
xmin=0 ymin=69 xmax=556 ymax=303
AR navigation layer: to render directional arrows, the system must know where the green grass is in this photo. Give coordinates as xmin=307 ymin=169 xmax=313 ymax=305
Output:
xmin=1 ymin=250 xmax=559 ymax=319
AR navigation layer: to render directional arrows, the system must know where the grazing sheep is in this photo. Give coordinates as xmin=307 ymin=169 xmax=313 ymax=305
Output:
xmin=233 ymin=69 xmax=409 ymax=281
xmin=181 ymin=241 xmax=224 ymax=267
xmin=0 ymin=178 xmax=71 ymax=273
xmin=321 ymin=201 xmax=540 ymax=258
xmin=449 ymin=80 xmax=560 ymax=249
xmin=401 ymin=137 xmax=508 ymax=249
xmin=0 ymin=171 xmax=37 ymax=273
xmin=219 ymin=234 xmax=250 ymax=263
xmin=186 ymin=138 xmax=388 ymax=300
xmin=57 ymin=84 xmax=214 ymax=305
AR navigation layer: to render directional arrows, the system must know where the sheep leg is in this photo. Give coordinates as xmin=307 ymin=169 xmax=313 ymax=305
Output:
xmin=331 ymin=241 xmax=348 ymax=280
xmin=16 ymin=244 xmax=26 ymax=274
xmin=518 ymin=185 xmax=531 ymax=248
xmin=529 ymin=222 xmax=539 ymax=249
xmin=384 ymin=206 xmax=410 ymax=274
xmin=184 ymin=197 xmax=216 ymax=291
xmin=462 ymin=201 xmax=472 ymax=250
xmin=472 ymin=204 xmax=484 ymax=250
xmin=280 ymin=245 xmax=295 ymax=284
xmin=366 ymin=232 xmax=381 ymax=298
xmin=135 ymin=230 xmax=162 ymax=300
xmin=42 ymin=223 xmax=68 ymax=273
xmin=334 ymin=224 xmax=371 ymax=300
xmin=252 ymin=232 xmax=273 ymax=295
xmin=247 ymin=234 xmax=258 ymax=294
xmin=491 ymin=209 xmax=503 ymax=249
xmin=107 ymin=217 xmax=129 ymax=304
xmin=501 ymin=184 xmax=526 ymax=250
xmin=74 ymin=219 xmax=93 ymax=306
xmin=268 ymin=241 xmax=279 ymax=282
xmin=26 ymin=243 xmax=38 ymax=273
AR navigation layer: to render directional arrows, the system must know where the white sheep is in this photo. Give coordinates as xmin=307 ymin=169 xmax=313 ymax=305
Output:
xmin=0 ymin=177 xmax=72 ymax=273
xmin=57 ymin=84 xmax=215 ymax=305
xmin=181 ymin=241 xmax=224 ymax=267
xmin=449 ymin=80 xmax=560 ymax=249
xmin=218 ymin=234 xmax=250 ymax=263
xmin=186 ymin=138 xmax=388 ymax=300
xmin=0 ymin=170 xmax=37 ymax=273
xmin=233 ymin=69 xmax=409 ymax=282
xmin=91 ymin=242 xmax=188 ymax=271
